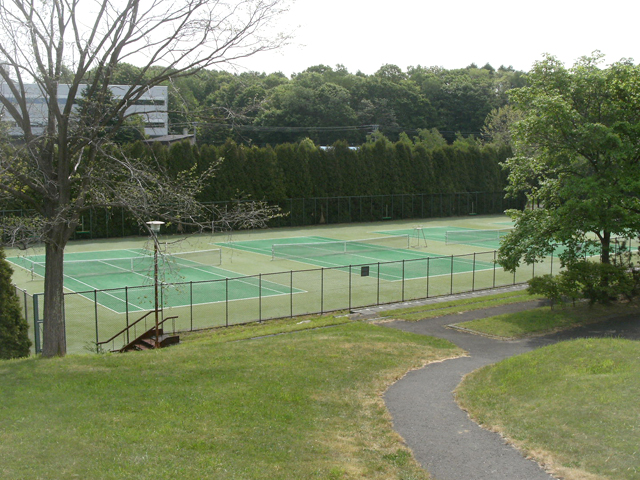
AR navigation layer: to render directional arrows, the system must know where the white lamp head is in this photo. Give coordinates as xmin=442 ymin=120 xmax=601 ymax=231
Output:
xmin=146 ymin=220 xmax=165 ymax=234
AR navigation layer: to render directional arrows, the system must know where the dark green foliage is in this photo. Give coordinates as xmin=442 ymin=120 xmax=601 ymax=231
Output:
xmin=162 ymin=63 xmax=526 ymax=146
xmin=528 ymin=261 xmax=640 ymax=307
xmin=0 ymin=248 xmax=31 ymax=359
xmin=137 ymin=134 xmax=510 ymax=203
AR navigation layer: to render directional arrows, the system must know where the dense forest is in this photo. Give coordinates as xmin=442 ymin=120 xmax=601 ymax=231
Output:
xmin=108 ymin=62 xmax=527 ymax=146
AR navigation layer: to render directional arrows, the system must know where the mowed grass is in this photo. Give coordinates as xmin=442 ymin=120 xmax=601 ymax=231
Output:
xmin=0 ymin=319 xmax=462 ymax=480
xmin=456 ymin=338 xmax=640 ymax=480
xmin=378 ymin=289 xmax=543 ymax=322
xmin=454 ymin=302 xmax=640 ymax=338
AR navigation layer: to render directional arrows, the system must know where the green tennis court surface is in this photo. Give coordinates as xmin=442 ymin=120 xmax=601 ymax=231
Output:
xmin=376 ymin=226 xmax=508 ymax=250
xmin=8 ymin=248 xmax=301 ymax=313
xmin=217 ymin=235 xmax=496 ymax=281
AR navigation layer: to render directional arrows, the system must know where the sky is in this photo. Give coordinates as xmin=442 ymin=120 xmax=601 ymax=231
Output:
xmin=234 ymin=0 xmax=640 ymax=76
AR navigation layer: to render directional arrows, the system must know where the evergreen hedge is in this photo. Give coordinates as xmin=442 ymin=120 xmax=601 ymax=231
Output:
xmin=0 ymin=247 xmax=31 ymax=359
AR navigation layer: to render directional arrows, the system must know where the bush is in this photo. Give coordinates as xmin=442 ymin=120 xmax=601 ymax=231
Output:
xmin=528 ymin=260 xmax=640 ymax=307
xmin=0 ymin=247 xmax=31 ymax=359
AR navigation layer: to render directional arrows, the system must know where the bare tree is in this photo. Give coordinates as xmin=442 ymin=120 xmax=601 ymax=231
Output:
xmin=0 ymin=0 xmax=291 ymax=357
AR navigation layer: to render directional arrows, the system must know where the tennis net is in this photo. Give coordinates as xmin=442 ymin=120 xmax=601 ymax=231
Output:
xmin=445 ymin=228 xmax=512 ymax=245
xmin=25 ymin=248 xmax=222 ymax=278
xmin=272 ymin=235 xmax=410 ymax=261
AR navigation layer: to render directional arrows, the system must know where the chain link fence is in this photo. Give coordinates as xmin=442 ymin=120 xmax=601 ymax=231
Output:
xmin=24 ymin=248 xmax=555 ymax=354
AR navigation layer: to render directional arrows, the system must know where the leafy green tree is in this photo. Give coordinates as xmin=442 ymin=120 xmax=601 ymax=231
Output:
xmin=499 ymin=53 xmax=640 ymax=287
xmin=481 ymin=105 xmax=523 ymax=147
xmin=0 ymin=0 xmax=289 ymax=357
xmin=0 ymin=248 xmax=31 ymax=359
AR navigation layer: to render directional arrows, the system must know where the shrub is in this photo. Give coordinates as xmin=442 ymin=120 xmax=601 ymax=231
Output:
xmin=0 ymin=247 xmax=31 ymax=359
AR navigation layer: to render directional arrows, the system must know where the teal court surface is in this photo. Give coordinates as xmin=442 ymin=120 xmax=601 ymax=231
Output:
xmin=216 ymin=234 xmax=498 ymax=282
xmin=8 ymin=248 xmax=300 ymax=313
xmin=375 ymin=226 xmax=511 ymax=250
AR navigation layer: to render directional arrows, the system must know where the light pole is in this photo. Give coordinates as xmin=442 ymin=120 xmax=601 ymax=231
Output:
xmin=147 ymin=221 xmax=165 ymax=348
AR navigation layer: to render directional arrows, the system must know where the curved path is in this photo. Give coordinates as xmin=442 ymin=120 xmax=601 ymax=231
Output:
xmin=361 ymin=295 xmax=640 ymax=480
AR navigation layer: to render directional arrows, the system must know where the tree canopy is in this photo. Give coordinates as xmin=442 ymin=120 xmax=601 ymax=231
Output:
xmin=499 ymin=53 xmax=640 ymax=276
xmin=160 ymin=62 xmax=527 ymax=145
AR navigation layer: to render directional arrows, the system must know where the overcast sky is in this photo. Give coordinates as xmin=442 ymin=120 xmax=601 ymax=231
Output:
xmin=233 ymin=0 xmax=640 ymax=76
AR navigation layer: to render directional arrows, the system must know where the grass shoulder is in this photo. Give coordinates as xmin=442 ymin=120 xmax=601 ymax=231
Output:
xmin=452 ymin=301 xmax=639 ymax=338
xmin=378 ymin=289 xmax=543 ymax=322
xmin=1 ymin=320 xmax=462 ymax=479
xmin=456 ymin=338 xmax=640 ymax=480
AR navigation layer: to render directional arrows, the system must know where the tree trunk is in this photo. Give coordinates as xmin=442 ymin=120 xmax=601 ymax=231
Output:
xmin=42 ymin=234 xmax=69 ymax=357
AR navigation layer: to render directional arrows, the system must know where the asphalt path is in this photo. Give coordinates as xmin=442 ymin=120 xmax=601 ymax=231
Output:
xmin=364 ymin=297 xmax=640 ymax=480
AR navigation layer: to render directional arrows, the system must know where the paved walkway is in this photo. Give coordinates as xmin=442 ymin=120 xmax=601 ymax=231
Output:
xmin=355 ymin=290 xmax=640 ymax=480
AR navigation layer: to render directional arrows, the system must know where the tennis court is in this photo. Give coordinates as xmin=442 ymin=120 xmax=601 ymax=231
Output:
xmin=376 ymin=226 xmax=511 ymax=250
xmin=8 ymin=248 xmax=300 ymax=313
xmin=217 ymin=234 xmax=497 ymax=281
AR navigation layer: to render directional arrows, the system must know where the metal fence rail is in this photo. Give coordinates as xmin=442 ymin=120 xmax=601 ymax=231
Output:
xmin=25 ymin=248 xmax=555 ymax=354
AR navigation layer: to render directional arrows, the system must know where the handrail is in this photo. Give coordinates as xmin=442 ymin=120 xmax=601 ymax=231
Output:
xmin=97 ymin=310 xmax=157 ymax=347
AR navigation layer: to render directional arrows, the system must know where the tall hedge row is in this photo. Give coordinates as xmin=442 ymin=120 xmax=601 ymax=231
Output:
xmin=137 ymin=136 xmax=511 ymax=203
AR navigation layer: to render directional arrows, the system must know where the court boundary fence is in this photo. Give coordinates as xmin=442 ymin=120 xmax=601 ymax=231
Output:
xmin=2 ymin=191 xmax=525 ymax=240
xmin=24 ymin=248 xmax=555 ymax=354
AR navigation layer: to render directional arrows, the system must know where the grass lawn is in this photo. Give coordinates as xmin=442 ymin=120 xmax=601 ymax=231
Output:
xmin=456 ymin=338 xmax=640 ymax=480
xmin=452 ymin=301 xmax=640 ymax=338
xmin=0 ymin=318 xmax=462 ymax=480
xmin=378 ymin=289 xmax=542 ymax=322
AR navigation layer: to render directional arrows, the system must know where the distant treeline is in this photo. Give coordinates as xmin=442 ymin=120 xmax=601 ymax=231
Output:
xmin=105 ymin=62 xmax=527 ymax=145
xmin=135 ymin=132 xmax=511 ymax=203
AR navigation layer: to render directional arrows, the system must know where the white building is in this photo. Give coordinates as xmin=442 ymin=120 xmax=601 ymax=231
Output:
xmin=0 ymin=84 xmax=168 ymax=137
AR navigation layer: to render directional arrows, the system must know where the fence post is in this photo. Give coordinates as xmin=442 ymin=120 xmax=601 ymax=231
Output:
xmin=258 ymin=274 xmax=262 ymax=322
xmin=321 ymin=268 xmax=324 ymax=314
xmin=450 ymin=255 xmax=454 ymax=295
xmin=190 ymin=281 xmax=193 ymax=331
xmin=426 ymin=257 xmax=430 ymax=298
xmin=94 ymin=290 xmax=99 ymax=347
xmin=348 ymin=265 xmax=352 ymax=312
xmin=33 ymin=294 xmax=41 ymax=355
xmin=472 ymin=253 xmax=476 ymax=291
xmin=225 ymin=278 xmax=229 ymax=327
xmin=377 ymin=262 xmax=380 ymax=305
xmin=125 ymin=287 xmax=130 ymax=344
xmin=290 ymin=271 xmax=293 ymax=317
xmin=493 ymin=251 xmax=497 ymax=288
xmin=401 ymin=260 xmax=405 ymax=302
